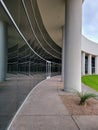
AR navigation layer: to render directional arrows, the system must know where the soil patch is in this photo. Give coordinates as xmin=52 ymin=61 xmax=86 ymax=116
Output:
xmin=60 ymin=94 xmax=98 ymax=115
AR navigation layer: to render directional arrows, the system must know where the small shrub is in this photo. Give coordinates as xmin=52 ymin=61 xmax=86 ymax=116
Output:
xmin=77 ymin=92 xmax=98 ymax=106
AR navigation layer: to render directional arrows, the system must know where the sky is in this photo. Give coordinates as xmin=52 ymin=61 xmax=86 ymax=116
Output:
xmin=82 ymin=0 xmax=98 ymax=43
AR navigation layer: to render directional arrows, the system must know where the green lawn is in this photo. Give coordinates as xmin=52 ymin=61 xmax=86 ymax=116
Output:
xmin=81 ymin=75 xmax=98 ymax=91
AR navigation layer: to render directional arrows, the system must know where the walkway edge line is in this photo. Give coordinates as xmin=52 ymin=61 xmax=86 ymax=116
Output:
xmin=7 ymin=78 xmax=47 ymax=130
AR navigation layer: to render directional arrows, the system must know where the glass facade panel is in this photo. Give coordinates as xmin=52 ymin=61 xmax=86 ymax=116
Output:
xmin=85 ymin=56 xmax=88 ymax=74
xmin=92 ymin=57 xmax=95 ymax=74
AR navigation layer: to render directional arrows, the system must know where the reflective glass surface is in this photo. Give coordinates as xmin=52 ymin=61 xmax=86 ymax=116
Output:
xmin=0 ymin=1 xmax=61 ymax=129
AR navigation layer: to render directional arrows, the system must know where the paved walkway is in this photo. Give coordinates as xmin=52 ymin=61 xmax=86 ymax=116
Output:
xmin=8 ymin=76 xmax=98 ymax=130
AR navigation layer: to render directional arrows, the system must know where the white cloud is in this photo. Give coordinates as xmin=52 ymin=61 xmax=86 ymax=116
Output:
xmin=82 ymin=0 xmax=98 ymax=43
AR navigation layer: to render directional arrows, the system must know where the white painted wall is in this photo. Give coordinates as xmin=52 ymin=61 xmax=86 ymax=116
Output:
xmin=81 ymin=36 xmax=98 ymax=56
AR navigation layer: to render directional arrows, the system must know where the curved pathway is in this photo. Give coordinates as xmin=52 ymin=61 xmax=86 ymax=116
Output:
xmin=8 ymin=76 xmax=98 ymax=130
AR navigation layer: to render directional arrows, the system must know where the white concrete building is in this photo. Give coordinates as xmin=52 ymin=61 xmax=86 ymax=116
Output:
xmin=81 ymin=36 xmax=98 ymax=75
xmin=0 ymin=0 xmax=98 ymax=93
xmin=1 ymin=0 xmax=98 ymax=128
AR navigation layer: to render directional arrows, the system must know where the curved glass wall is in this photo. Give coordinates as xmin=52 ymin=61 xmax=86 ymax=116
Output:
xmin=0 ymin=1 xmax=61 ymax=130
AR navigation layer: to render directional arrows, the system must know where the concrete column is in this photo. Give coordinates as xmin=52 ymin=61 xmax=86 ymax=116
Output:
xmin=81 ymin=52 xmax=85 ymax=75
xmin=88 ymin=54 xmax=92 ymax=75
xmin=95 ymin=56 xmax=98 ymax=74
xmin=0 ymin=21 xmax=8 ymax=81
xmin=64 ymin=0 xmax=82 ymax=92
xmin=61 ymin=26 xmax=65 ymax=82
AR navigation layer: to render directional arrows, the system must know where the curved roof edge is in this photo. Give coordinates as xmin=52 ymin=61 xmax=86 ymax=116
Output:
xmin=81 ymin=36 xmax=98 ymax=56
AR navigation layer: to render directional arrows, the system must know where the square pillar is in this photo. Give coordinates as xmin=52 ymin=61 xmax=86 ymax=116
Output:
xmin=0 ymin=21 xmax=8 ymax=81
xmin=95 ymin=56 xmax=98 ymax=74
xmin=88 ymin=54 xmax=92 ymax=75
xmin=81 ymin=52 xmax=85 ymax=75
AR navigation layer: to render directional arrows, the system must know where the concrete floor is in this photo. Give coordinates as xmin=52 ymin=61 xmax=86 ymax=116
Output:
xmin=0 ymin=73 xmax=45 ymax=130
xmin=7 ymin=76 xmax=98 ymax=130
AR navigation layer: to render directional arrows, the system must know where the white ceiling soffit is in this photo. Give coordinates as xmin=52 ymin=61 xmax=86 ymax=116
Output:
xmin=37 ymin=0 xmax=65 ymax=47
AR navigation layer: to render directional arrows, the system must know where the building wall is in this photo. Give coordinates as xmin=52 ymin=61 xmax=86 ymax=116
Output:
xmin=81 ymin=36 xmax=98 ymax=56
xmin=81 ymin=36 xmax=98 ymax=75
